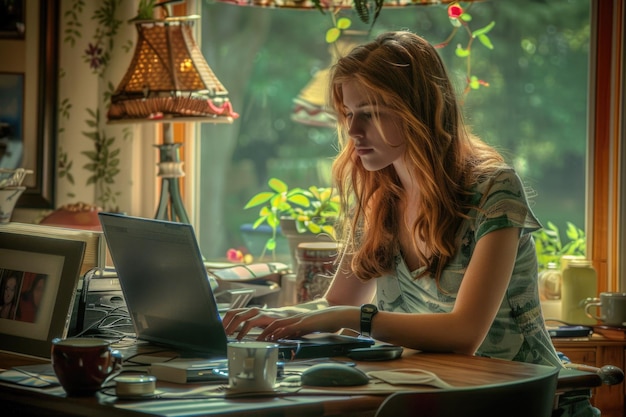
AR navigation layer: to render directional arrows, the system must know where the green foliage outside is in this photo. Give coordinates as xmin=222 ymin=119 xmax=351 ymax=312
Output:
xmin=198 ymin=0 xmax=590 ymax=261
xmin=533 ymin=221 xmax=586 ymax=271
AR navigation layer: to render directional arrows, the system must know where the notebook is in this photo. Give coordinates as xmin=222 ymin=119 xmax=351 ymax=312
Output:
xmin=98 ymin=213 xmax=373 ymax=360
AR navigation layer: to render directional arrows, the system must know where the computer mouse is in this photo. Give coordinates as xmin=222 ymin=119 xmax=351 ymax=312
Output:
xmin=300 ymin=363 xmax=370 ymax=387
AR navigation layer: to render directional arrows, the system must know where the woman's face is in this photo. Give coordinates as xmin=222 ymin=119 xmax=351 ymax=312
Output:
xmin=32 ymin=278 xmax=45 ymax=307
xmin=342 ymin=80 xmax=406 ymax=172
xmin=3 ymin=277 xmax=17 ymax=304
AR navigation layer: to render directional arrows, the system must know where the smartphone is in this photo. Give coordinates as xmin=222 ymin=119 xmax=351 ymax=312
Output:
xmin=347 ymin=345 xmax=404 ymax=361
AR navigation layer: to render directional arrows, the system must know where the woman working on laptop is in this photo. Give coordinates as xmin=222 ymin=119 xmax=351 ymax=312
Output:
xmin=222 ymin=31 xmax=595 ymax=416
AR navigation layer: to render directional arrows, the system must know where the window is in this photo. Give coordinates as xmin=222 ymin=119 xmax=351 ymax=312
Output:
xmin=196 ymin=0 xmax=591 ymax=269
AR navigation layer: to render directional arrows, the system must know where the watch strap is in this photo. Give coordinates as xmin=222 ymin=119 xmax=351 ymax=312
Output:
xmin=360 ymin=304 xmax=378 ymax=338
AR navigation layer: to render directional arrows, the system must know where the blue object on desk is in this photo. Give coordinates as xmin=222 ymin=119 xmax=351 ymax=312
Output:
xmin=548 ymin=325 xmax=593 ymax=338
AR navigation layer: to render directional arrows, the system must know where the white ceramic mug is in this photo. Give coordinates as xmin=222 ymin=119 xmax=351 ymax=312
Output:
xmin=584 ymin=292 xmax=626 ymax=327
xmin=227 ymin=341 xmax=279 ymax=393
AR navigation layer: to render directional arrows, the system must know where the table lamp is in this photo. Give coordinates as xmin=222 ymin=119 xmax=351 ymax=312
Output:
xmin=107 ymin=14 xmax=238 ymax=223
xmin=291 ymin=33 xmax=365 ymax=128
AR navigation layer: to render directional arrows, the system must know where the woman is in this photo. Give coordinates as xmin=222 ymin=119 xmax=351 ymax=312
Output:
xmin=16 ymin=274 xmax=46 ymax=323
xmin=223 ymin=31 xmax=595 ymax=416
xmin=0 ymin=273 xmax=19 ymax=319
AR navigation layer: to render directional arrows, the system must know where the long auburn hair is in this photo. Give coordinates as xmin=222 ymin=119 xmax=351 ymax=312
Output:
xmin=329 ymin=31 xmax=504 ymax=282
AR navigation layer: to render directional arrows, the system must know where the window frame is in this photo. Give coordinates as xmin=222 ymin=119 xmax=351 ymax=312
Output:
xmin=589 ymin=0 xmax=624 ymax=292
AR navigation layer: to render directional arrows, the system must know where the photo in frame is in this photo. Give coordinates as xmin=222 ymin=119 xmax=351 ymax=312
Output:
xmin=0 ymin=233 xmax=85 ymax=358
xmin=0 ymin=72 xmax=25 ymax=169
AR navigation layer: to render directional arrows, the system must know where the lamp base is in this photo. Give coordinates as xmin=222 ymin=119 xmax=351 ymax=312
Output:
xmin=155 ymin=176 xmax=190 ymax=224
xmin=154 ymin=141 xmax=189 ymax=224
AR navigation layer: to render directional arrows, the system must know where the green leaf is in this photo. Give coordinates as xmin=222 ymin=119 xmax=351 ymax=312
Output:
xmin=288 ymin=194 xmax=311 ymax=207
xmin=83 ymin=131 xmax=98 ymax=141
xmin=321 ymin=225 xmax=336 ymax=238
xmin=307 ymin=223 xmax=322 ymax=234
xmin=455 ymin=46 xmax=470 ymax=57
xmin=478 ymin=34 xmax=494 ymax=50
xmin=310 ymin=0 xmax=325 ymax=14
xmin=472 ymin=21 xmax=496 ymax=37
xmin=337 ymin=17 xmax=351 ymax=30
xmin=319 ymin=187 xmax=332 ymax=201
xmin=244 ymin=192 xmax=274 ymax=208
xmin=461 ymin=13 xmax=472 ymax=22
xmin=266 ymin=238 xmax=276 ymax=251
xmin=252 ymin=217 xmax=267 ymax=229
xmin=267 ymin=215 xmax=280 ymax=228
xmin=326 ymin=27 xmax=340 ymax=44
xmin=268 ymin=178 xmax=287 ymax=193
xmin=353 ymin=0 xmax=369 ymax=24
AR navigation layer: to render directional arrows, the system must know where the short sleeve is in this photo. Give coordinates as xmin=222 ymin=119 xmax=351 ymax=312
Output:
xmin=474 ymin=168 xmax=541 ymax=240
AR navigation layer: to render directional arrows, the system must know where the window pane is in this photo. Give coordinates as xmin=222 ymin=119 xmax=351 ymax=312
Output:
xmin=198 ymin=0 xmax=590 ymax=264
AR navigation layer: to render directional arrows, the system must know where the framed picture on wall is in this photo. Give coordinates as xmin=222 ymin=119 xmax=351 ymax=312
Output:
xmin=0 ymin=73 xmax=25 ymax=168
xmin=0 ymin=0 xmax=58 ymax=208
xmin=0 ymin=233 xmax=85 ymax=358
xmin=0 ymin=0 xmax=25 ymax=39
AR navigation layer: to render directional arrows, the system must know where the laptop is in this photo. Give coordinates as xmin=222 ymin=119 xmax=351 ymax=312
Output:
xmin=98 ymin=212 xmax=373 ymax=360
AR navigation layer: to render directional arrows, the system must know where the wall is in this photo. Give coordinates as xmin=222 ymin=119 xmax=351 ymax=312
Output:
xmin=12 ymin=0 xmax=159 ymax=223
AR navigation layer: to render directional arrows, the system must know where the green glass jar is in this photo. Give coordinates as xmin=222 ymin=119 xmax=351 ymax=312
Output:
xmin=560 ymin=259 xmax=597 ymax=325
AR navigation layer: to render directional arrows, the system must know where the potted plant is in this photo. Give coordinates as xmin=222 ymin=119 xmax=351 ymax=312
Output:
xmin=243 ymin=178 xmax=340 ymax=266
xmin=533 ymin=221 xmax=586 ymax=271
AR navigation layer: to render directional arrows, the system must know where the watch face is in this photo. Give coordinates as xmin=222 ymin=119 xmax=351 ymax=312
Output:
xmin=362 ymin=305 xmax=376 ymax=314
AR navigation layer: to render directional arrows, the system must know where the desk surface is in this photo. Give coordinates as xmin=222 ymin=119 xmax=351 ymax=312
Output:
xmin=0 ymin=348 xmax=599 ymax=417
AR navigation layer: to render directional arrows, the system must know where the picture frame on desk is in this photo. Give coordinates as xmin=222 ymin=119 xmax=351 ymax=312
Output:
xmin=0 ymin=233 xmax=85 ymax=358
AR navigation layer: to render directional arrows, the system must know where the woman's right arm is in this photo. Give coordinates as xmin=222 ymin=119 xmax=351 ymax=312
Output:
xmin=221 ymin=252 xmax=376 ymax=337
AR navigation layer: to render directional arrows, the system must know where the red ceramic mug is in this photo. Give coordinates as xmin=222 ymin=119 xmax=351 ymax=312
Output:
xmin=51 ymin=337 xmax=122 ymax=396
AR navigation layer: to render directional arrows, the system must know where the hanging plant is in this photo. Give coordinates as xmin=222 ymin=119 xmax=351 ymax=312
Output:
xmin=434 ymin=2 xmax=496 ymax=96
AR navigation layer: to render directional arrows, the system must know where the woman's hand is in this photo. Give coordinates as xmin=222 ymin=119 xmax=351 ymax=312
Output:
xmin=222 ymin=307 xmax=289 ymax=339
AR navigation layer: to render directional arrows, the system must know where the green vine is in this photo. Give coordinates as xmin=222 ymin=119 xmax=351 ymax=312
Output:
xmin=57 ymin=93 xmax=74 ymax=190
xmin=434 ymin=2 xmax=495 ymax=97
xmin=83 ymin=0 xmax=124 ymax=76
xmin=63 ymin=0 xmax=85 ymax=47
xmin=81 ymin=108 xmax=121 ymax=209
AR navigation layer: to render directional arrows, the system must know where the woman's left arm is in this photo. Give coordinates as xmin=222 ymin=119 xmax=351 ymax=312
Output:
xmin=260 ymin=227 xmax=520 ymax=355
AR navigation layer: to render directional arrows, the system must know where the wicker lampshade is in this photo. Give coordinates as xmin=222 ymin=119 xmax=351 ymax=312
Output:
xmin=107 ymin=16 xmax=238 ymax=123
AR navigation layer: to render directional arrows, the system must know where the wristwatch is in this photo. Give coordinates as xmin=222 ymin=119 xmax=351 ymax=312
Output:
xmin=360 ymin=304 xmax=379 ymax=338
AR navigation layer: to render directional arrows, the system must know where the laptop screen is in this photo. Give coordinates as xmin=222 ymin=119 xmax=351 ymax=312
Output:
xmin=98 ymin=213 xmax=228 ymax=358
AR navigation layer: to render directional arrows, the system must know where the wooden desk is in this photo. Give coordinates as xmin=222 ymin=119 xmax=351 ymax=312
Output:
xmin=553 ymin=334 xmax=626 ymax=417
xmin=0 ymin=349 xmax=595 ymax=417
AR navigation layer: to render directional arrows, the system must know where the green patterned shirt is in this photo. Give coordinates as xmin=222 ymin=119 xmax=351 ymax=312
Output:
xmin=376 ymin=167 xmax=562 ymax=367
